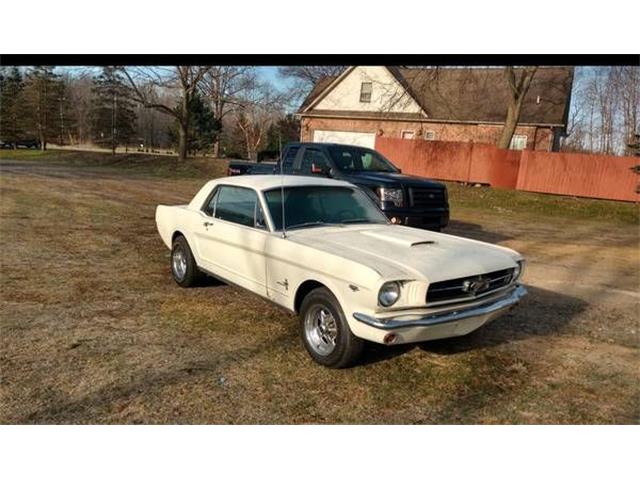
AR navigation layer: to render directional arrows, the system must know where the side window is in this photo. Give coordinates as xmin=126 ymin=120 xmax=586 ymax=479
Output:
xmin=215 ymin=186 xmax=258 ymax=228
xmin=280 ymin=146 xmax=299 ymax=173
xmin=401 ymin=130 xmax=415 ymax=139
xmin=300 ymin=149 xmax=331 ymax=175
xmin=361 ymin=153 xmax=373 ymax=170
xmin=203 ymin=187 xmax=220 ymax=216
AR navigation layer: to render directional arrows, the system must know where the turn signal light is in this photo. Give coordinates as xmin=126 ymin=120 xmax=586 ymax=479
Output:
xmin=383 ymin=333 xmax=398 ymax=345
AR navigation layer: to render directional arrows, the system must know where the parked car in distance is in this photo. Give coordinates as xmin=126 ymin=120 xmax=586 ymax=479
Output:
xmin=156 ymin=175 xmax=527 ymax=368
xmin=229 ymin=142 xmax=449 ymax=231
xmin=226 ymin=159 xmax=275 ymax=176
xmin=0 ymin=138 xmax=41 ymax=149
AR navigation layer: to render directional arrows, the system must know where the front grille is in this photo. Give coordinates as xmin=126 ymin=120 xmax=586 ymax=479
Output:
xmin=409 ymin=187 xmax=445 ymax=208
xmin=426 ymin=268 xmax=515 ymax=304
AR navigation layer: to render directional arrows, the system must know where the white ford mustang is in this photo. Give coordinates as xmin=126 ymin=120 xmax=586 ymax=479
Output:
xmin=156 ymin=175 xmax=527 ymax=368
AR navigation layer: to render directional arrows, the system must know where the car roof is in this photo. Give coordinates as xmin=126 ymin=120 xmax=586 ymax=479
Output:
xmin=210 ymin=174 xmax=354 ymax=191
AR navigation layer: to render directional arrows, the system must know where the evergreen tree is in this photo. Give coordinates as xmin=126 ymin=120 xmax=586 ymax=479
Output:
xmin=0 ymin=67 xmax=27 ymax=148
xmin=265 ymin=114 xmax=300 ymax=152
xmin=188 ymin=92 xmax=220 ymax=155
xmin=23 ymin=66 xmax=61 ymax=150
xmin=91 ymin=67 xmax=137 ymax=155
xmin=167 ymin=92 xmax=220 ymax=155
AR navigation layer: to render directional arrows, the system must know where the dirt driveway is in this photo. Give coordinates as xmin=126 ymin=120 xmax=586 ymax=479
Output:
xmin=1 ymin=158 xmax=638 ymax=424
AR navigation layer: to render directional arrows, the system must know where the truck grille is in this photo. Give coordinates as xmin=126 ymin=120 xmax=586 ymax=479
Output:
xmin=426 ymin=268 xmax=515 ymax=303
xmin=409 ymin=187 xmax=445 ymax=208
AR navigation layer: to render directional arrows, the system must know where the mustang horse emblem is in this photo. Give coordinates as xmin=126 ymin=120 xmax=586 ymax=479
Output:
xmin=462 ymin=277 xmax=491 ymax=295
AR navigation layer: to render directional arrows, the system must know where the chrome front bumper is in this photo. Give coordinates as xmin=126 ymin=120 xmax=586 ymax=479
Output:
xmin=353 ymin=285 xmax=527 ymax=330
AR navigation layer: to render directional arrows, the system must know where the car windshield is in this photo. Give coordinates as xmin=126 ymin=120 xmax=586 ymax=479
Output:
xmin=327 ymin=145 xmax=398 ymax=173
xmin=264 ymin=186 xmax=388 ymax=231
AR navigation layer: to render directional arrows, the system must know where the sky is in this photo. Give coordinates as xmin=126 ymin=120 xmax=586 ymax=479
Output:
xmin=55 ymin=65 xmax=294 ymax=89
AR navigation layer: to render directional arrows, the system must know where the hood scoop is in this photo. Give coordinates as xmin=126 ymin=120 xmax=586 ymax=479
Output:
xmin=360 ymin=229 xmax=439 ymax=248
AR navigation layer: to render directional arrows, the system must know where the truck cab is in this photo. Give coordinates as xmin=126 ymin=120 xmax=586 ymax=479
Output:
xmin=277 ymin=142 xmax=449 ymax=231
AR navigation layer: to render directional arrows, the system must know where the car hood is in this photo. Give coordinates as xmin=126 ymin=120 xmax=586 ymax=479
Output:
xmin=286 ymin=224 xmax=521 ymax=283
xmin=339 ymin=171 xmax=445 ymax=189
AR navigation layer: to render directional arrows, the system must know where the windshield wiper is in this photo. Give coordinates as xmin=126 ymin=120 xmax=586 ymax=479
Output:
xmin=286 ymin=221 xmax=336 ymax=230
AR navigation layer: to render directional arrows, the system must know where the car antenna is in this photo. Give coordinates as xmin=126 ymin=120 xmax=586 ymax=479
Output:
xmin=279 ymin=132 xmax=287 ymax=239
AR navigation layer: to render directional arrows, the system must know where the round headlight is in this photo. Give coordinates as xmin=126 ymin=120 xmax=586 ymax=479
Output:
xmin=378 ymin=281 xmax=401 ymax=307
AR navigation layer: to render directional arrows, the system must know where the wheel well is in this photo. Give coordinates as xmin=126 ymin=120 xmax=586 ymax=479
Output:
xmin=171 ymin=231 xmax=185 ymax=244
xmin=294 ymin=280 xmax=326 ymax=313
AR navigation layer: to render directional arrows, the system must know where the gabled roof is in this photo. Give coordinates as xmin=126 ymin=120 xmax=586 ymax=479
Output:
xmin=299 ymin=66 xmax=574 ymax=127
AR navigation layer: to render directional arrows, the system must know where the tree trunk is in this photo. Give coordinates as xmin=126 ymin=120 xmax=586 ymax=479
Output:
xmin=497 ymin=67 xmax=537 ymax=150
xmin=177 ymin=93 xmax=190 ymax=162
xmin=212 ymin=139 xmax=220 ymax=158
xmin=497 ymin=102 xmax=522 ymax=149
xmin=178 ymin=122 xmax=188 ymax=162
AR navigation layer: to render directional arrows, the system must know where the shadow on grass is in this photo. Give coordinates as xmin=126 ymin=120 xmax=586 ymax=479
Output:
xmin=358 ymin=285 xmax=587 ymax=365
xmin=18 ymin=285 xmax=586 ymax=422
xmin=444 ymin=219 xmax=514 ymax=244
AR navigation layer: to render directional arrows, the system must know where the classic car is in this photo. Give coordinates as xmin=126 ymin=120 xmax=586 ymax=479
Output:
xmin=156 ymin=175 xmax=527 ymax=368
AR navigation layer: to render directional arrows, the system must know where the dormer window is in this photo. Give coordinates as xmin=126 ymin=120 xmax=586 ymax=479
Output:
xmin=359 ymin=82 xmax=372 ymax=103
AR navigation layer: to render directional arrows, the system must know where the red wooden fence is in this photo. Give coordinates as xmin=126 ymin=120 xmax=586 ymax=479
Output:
xmin=375 ymin=137 xmax=640 ymax=202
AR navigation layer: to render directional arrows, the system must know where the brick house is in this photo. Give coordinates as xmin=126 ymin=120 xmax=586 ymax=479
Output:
xmin=297 ymin=66 xmax=574 ymax=151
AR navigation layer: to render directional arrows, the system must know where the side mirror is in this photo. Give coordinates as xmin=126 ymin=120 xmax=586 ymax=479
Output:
xmin=311 ymin=163 xmax=332 ymax=177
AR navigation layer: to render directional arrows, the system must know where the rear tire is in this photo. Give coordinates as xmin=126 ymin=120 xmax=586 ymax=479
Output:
xmin=299 ymin=287 xmax=364 ymax=368
xmin=171 ymin=236 xmax=203 ymax=287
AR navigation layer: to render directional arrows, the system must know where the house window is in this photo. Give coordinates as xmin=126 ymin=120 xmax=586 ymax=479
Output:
xmin=401 ymin=130 xmax=415 ymax=140
xmin=509 ymin=134 xmax=528 ymax=150
xmin=359 ymin=82 xmax=372 ymax=103
xmin=424 ymin=130 xmax=436 ymax=141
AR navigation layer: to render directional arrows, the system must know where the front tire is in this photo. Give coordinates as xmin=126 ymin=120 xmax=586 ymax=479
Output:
xmin=171 ymin=236 xmax=203 ymax=287
xmin=299 ymin=287 xmax=364 ymax=368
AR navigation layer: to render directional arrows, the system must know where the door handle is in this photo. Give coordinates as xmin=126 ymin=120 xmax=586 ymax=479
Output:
xmin=203 ymin=221 xmax=214 ymax=227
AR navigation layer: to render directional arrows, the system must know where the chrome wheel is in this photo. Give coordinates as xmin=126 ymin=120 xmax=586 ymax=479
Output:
xmin=172 ymin=247 xmax=187 ymax=281
xmin=304 ymin=305 xmax=338 ymax=356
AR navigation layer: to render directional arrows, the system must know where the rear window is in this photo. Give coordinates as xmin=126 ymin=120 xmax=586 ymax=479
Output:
xmin=279 ymin=146 xmax=299 ymax=173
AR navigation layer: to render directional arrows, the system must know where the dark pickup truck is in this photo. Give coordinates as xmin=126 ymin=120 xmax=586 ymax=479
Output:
xmin=229 ymin=142 xmax=449 ymax=230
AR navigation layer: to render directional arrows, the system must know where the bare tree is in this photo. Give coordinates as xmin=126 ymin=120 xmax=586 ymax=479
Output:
xmin=278 ymin=66 xmax=346 ymax=106
xmin=278 ymin=66 xmax=345 ymax=88
xmin=233 ymin=80 xmax=287 ymax=160
xmin=121 ymin=66 xmax=211 ymax=161
xmin=497 ymin=66 xmax=538 ymax=149
xmin=612 ymin=66 xmax=640 ymax=154
xmin=199 ymin=67 xmax=256 ymax=157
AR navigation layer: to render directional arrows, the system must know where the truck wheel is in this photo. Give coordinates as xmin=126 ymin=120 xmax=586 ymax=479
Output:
xmin=171 ymin=236 xmax=202 ymax=287
xmin=299 ymin=287 xmax=364 ymax=368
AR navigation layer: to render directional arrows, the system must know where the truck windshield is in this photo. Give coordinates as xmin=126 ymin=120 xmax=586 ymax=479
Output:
xmin=328 ymin=145 xmax=398 ymax=173
xmin=264 ymin=186 xmax=388 ymax=231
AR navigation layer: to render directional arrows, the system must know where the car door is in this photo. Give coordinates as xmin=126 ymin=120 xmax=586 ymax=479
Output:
xmin=194 ymin=185 xmax=269 ymax=296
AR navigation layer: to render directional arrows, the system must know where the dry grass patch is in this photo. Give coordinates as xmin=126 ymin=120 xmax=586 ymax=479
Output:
xmin=1 ymin=155 xmax=638 ymax=424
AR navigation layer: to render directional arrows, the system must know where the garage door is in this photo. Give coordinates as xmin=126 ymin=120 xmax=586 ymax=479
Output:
xmin=313 ymin=130 xmax=376 ymax=149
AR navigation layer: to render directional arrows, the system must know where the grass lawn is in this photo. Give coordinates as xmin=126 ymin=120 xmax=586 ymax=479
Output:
xmin=0 ymin=148 xmax=229 ymax=179
xmin=1 ymin=150 xmax=638 ymax=424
